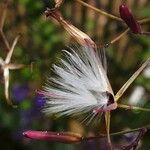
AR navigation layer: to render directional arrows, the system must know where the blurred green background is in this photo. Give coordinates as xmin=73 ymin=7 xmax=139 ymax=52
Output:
xmin=0 ymin=0 xmax=150 ymax=149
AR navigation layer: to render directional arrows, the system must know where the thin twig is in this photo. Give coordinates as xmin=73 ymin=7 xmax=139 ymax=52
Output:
xmin=110 ymin=28 xmax=129 ymax=44
xmin=75 ymin=0 xmax=122 ymax=22
xmin=75 ymin=0 xmax=150 ymax=26
xmin=0 ymin=30 xmax=10 ymax=51
xmin=139 ymin=18 xmax=150 ymax=24
xmin=0 ymin=0 xmax=9 ymax=30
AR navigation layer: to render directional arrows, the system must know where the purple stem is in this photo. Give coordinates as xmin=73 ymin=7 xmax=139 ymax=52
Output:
xmin=121 ymin=128 xmax=147 ymax=150
xmin=141 ymin=31 xmax=150 ymax=35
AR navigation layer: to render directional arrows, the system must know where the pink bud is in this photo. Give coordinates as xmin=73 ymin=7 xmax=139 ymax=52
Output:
xmin=119 ymin=4 xmax=141 ymax=34
xmin=23 ymin=130 xmax=82 ymax=143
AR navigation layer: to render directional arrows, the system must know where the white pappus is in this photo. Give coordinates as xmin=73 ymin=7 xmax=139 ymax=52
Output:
xmin=41 ymin=45 xmax=117 ymax=120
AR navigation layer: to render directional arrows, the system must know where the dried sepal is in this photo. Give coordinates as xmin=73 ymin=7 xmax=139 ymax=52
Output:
xmin=5 ymin=35 xmax=20 ymax=63
xmin=23 ymin=130 xmax=82 ymax=144
xmin=54 ymin=0 xmax=64 ymax=8
xmin=45 ymin=8 xmax=96 ymax=48
xmin=0 ymin=35 xmax=29 ymax=106
xmin=5 ymin=63 xmax=27 ymax=70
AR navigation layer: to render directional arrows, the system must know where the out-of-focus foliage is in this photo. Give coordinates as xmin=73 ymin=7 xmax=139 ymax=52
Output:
xmin=0 ymin=0 xmax=149 ymax=149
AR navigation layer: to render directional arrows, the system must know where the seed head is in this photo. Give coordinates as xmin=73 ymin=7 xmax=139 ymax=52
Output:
xmin=40 ymin=45 xmax=116 ymax=122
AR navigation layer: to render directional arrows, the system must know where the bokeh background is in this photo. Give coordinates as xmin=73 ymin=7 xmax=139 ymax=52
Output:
xmin=0 ymin=0 xmax=150 ymax=149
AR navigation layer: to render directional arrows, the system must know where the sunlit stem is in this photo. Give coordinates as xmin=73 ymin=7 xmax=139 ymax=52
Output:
xmin=115 ymin=58 xmax=150 ymax=102
xmin=104 ymin=28 xmax=130 ymax=47
xmin=5 ymin=35 xmax=20 ymax=63
xmin=118 ymin=104 xmax=150 ymax=112
xmin=75 ymin=0 xmax=122 ymax=22
xmin=3 ymin=35 xmax=20 ymax=108
xmin=105 ymin=112 xmax=112 ymax=150
xmin=110 ymin=28 xmax=129 ymax=44
xmin=139 ymin=18 xmax=150 ymax=24
xmin=0 ymin=30 xmax=10 ymax=51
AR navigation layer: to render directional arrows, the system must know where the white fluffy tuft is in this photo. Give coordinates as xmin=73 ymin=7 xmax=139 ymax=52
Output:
xmin=43 ymin=46 xmax=113 ymax=117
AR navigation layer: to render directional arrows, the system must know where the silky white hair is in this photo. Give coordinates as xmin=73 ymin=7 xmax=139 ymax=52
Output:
xmin=42 ymin=45 xmax=113 ymax=118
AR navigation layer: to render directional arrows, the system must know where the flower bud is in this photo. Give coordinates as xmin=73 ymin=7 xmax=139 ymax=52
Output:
xmin=119 ymin=4 xmax=141 ymax=34
xmin=23 ymin=130 xmax=82 ymax=143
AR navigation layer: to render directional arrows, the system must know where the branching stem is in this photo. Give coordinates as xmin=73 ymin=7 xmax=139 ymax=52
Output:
xmin=75 ymin=0 xmax=122 ymax=22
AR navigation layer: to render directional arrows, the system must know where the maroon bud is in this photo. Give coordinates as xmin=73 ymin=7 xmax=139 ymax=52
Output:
xmin=119 ymin=4 xmax=141 ymax=34
xmin=23 ymin=130 xmax=82 ymax=143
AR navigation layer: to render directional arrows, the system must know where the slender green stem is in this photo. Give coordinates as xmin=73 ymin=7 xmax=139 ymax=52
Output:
xmin=118 ymin=104 xmax=150 ymax=112
xmin=75 ymin=0 xmax=122 ymax=22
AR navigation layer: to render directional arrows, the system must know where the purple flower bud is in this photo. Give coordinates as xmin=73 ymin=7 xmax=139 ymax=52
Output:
xmin=119 ymin=4 xmax=141 ymax=34
xmin=12 ymin=84 xmax=29 ymax=102
xmin=23 ymin=130 xmax=82 ymax=143
xmin=34 ymin=94 xmax=46 ymax=109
